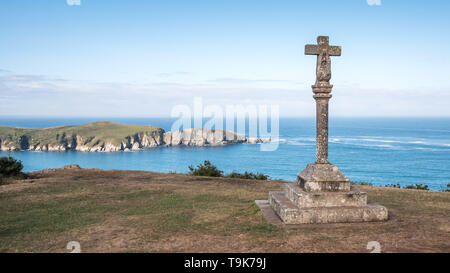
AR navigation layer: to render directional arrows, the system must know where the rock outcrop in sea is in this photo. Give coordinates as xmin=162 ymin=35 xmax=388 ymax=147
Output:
xmin=0 ymin=122 xmax=267 ymax=152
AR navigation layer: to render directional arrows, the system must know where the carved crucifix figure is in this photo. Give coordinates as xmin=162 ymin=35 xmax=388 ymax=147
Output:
xmin=305 ymin=36 xmax=341 ymax=164
xmin=305 ymin=36 xmax=341 ymax=86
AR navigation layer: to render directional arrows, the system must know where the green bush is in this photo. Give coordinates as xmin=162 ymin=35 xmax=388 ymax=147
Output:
xmin=356 ymin=182 xmax=373 ymax=186
xmin=385 ymin=184 xmax=401 ymax=188
xmin=188 ymin=161 xmax=269 ymax=180
xmin=226 ymin=171 xmax=269 ymax=181
xmin=188 ymin=160 xmax=224 ymax=177
xmin=0 ymin=156 xmax=23 ymax=177
xmin=404 ymin=184 xmax=429 ymax=191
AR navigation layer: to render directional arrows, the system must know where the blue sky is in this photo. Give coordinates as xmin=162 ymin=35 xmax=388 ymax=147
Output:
xmin=1 ymin=0 xmax=449 ymax=117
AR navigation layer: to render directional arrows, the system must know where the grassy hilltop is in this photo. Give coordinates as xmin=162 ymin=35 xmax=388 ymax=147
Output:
xmin=0 ymin=121 xmax=164 ymax=150
xmin=0 ymin=168 xmax=448 ymax=253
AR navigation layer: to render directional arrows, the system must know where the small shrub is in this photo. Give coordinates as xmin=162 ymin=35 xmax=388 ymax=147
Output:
xmin=224 ymin=171 xmax=242 ymax=179
xmin=386 ymin=184 xmax=401 ymax=188
xmin=226 ymin=171 xmax=269 ymax=180
xmin=188 ymin=160 xmax=223 ymax=177
xmin=356 ymin=182 xmax=373 ymax=186
xmin=404 ymin=184 xmax=429 ymax=191
xmin=255 ymin=173 xmax=270 ymax=180
xmin=187 ymin=161 xmax=269 ymax=180
xmin=0 ymin=156 xmax=23 ymax=177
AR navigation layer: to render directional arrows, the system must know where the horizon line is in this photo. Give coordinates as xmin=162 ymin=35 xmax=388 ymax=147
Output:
xmin=1 ymin=116 xmax=450 ymax=119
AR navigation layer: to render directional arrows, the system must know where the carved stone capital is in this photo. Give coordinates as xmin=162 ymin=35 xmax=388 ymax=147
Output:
xmin=312 ymin=84 xmax=333 ymax=93
xmin=313 ymin=93 xmax=332 ymax=100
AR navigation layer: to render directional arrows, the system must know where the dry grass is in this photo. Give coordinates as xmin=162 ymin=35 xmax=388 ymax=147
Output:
xmin=0 ymin=168 xmax=449 ymax=253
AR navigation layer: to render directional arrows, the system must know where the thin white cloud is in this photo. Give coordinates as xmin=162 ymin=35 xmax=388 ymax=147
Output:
xmin=156 ymin=71 xmax=192 ymax=77
xmin=209 ymin=78 xmax=297 ymax=84
xmin=0 ymin=72 xmax=449 ymax=117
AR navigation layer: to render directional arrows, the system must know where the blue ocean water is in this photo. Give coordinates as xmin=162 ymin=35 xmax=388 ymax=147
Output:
xmin=1 ymin=117 xmax=449 ymax=191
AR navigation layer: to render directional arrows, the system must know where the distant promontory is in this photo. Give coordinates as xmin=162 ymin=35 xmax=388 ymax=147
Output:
xmin=0 ymin=121 xmax=266 ymax=152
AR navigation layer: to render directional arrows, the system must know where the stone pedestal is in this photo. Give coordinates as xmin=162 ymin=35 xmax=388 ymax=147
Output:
xmin=297 ymin=163 xmax=351 ymax=192
xmin=269 ymin=180 xmax=388 ymax=224
xmin=268 ymin=164 xmax=388 ymax=224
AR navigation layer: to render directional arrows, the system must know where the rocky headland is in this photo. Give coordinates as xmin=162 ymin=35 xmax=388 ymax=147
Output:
xmin=0 ymin=121 xmax=267 ymax=152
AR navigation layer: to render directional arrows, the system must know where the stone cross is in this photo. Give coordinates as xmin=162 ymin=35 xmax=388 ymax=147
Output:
xmin=305 ymin=36 xmax=341 ymax=164
xmin=265 ymin=36 xmax=387 ymax=224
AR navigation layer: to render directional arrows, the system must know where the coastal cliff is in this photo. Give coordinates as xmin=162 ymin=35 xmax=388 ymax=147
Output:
xmin=0 ymin=121 xmax=266 ymax=152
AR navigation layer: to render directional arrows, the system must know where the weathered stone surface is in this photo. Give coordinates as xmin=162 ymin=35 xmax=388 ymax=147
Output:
xmin=285 ymin=183 xmax=367 ymax=208
xmin=297 ymin=163 xmax=351 ymax=192
xmin=305 ymin=36 xmax=341 ymax=87
xmin=305 ymin=36 xmax=341 ymax=164
xmin=314 ymin=91 xmax=331 ymax=164
xmin=255 ymin=200 xmax=283 ymax=227
xmin=269 ymin=191 xmax=388 ymax=224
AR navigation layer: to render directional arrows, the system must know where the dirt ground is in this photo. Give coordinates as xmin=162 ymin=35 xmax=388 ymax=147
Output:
xmin=0 ymin=168 xmax=449 ymax=253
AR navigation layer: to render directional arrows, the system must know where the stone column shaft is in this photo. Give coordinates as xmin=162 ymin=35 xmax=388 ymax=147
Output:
xmin=312 ymin=85 xmax=332 ymax=164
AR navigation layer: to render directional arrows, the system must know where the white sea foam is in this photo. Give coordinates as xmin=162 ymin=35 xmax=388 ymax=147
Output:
xmin=289 ymin=137 xmax=315 ymax=142
xmin=284 ymin=135 xmax=450 ymax=150
xmin=287 ymin=142 xmax=314 ymax=146
xmin=269 ymin=138 xmax=287 ymax=143
xmin=361 ymin=138 xmax=399 ymax=143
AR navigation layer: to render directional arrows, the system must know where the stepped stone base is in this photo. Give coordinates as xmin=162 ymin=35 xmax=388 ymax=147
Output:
xmin=266 ymin=171 xmax=388 ymax=224
xmin=285 ymin=183 xmax=367 ymax=208
xmin=264 ymin=163 xmax=388 ymax=224
xmin=269 ymin=191 xmax=388 ymax=224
